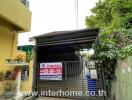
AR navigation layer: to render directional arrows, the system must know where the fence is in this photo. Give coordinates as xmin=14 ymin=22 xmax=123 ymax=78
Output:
xmin=36 ymin=61 xmax=105 ymax=100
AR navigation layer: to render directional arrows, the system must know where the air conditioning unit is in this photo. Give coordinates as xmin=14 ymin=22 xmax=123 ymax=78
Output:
xmin=21 ymin=0 xmax=29 ymax=8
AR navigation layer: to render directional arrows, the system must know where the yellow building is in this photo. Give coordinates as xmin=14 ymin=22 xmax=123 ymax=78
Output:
xmin=0 ymin=0 xmax=31 ymax=97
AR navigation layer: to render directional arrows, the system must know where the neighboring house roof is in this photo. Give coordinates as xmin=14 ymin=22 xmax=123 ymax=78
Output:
xmin=18 ymin=45 xmax=33 ymax=52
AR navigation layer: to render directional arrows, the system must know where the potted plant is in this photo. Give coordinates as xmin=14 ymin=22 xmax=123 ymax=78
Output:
xmin=0 ymin=72 xmax=4 ymax=81
xmin=14 ymin=58 xmax=22 ymax=64
xmin=4 ymin=70 xmax=16 ymax=98
xmin=5 ymin=59 xmax=13 ymax=64
xmin=4 ymin=80 xmax=16 ymax=99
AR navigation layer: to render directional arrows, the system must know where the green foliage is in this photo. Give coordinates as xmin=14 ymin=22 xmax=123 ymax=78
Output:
xmin=26 ymin=49 xmax=34 ymax=62
xmin=4 ymin=81 xmax=16 ymax=92
xmin=85 ymin=0 xmax=132 ymax=97
xmin=119 ymin=44 xmax=132 ymax=58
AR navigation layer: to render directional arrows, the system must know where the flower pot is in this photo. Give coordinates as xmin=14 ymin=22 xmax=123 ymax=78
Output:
xmin=4 ymin=91 xmax=14 ymax=99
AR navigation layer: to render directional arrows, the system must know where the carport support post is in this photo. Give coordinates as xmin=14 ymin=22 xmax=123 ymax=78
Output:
xmin=33 ymin=45 xmax=39 ymax=99
xmin=64 ymin=62 xmax=68 ymax=98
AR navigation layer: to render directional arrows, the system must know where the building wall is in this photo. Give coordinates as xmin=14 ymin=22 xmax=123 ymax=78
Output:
xmin=0 ymin=0 xmax=31 ymax=31
xmin=0 ymin=0 xmax=31 ymax=96
xmin=0 ymin=25 xmax=18 ymax=72
xmin=0 ymin=25 xmax=18 ymax=96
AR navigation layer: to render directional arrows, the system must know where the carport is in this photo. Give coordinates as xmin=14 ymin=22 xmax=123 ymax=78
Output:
xmin=32 ymin=28 xmax=105 ymax=100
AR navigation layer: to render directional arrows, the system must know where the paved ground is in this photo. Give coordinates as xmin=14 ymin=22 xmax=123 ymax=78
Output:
xmin=36 ymin=97 xmax=74 ymax=100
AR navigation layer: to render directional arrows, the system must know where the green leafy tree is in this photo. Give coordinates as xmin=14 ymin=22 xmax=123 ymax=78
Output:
xmin=85 ymin=0 xmax=132 ymax=97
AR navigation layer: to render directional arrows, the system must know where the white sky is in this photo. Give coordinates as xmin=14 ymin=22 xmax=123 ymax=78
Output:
xmin=18 ymin=0 xmax=98 ymax=46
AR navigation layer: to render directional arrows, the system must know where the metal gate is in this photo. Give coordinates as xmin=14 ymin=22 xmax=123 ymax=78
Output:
xmin=37 ymin=61 xmax=105 ymax=100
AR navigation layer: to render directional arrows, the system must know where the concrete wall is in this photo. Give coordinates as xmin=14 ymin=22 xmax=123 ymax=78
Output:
xmin=0 ymin=25 xmax=18 ymax=72
xmin=0 ymin=0 xmax=31 ymax=71
xmin=111 ymin=56 xmax=132 ymax=100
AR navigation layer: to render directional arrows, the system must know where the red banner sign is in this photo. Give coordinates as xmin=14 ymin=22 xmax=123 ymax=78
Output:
xmin=40 ymin=62 xmax=62 ymax=80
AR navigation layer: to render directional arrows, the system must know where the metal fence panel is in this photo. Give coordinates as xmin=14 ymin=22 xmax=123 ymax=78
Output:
xmin=37 ymin=61 xmax=105 ymax=100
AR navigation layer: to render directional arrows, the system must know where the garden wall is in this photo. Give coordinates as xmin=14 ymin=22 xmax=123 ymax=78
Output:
xmin=111 ymin=56 xmax=132 ymax=100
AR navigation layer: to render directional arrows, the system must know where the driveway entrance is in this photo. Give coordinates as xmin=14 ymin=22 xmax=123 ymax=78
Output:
xmin=37 ymin=61 xmax=104 ymax=100
xmin=31 ymin=28 xmax=106 ymax=100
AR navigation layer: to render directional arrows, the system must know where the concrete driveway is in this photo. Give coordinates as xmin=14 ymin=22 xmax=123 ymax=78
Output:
xmin=36 ymin=97 xmax=74 ymax=100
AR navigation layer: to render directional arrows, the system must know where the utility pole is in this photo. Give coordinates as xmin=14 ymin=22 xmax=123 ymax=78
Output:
xmin=75 ymin=0 xmax=79 ymax=29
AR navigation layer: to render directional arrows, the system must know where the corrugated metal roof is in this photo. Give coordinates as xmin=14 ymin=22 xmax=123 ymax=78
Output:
xmin=30 ymin=28 xmax=99 ymax=47
xmin=33 ymin=28 xmax=98 ymax=38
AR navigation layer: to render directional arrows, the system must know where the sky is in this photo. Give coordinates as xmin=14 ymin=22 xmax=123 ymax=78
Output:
xmin=18 ymin=0 xmax=98 ymax=45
